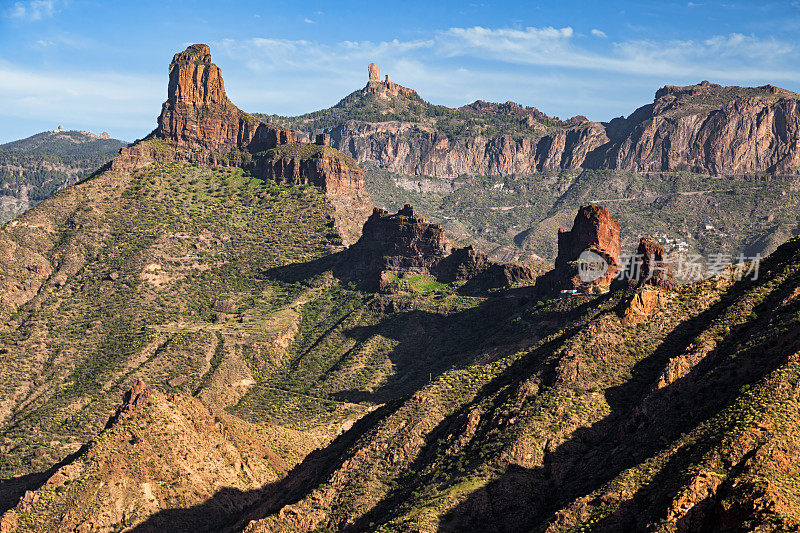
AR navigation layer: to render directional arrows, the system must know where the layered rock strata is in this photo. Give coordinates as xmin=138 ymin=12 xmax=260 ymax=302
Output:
xmin=325 ymin=74 xmax=800 ymax=177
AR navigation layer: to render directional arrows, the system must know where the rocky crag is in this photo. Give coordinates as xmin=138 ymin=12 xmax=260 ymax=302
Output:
xmin=290 ymin=68 xmax=800 ymax=178
xmin=534 ymin=205 xmax=621 ymax=294
xmin=339 ymin=204 xmax=535 ymax=292
xmin=589 ymin=81 xmax=800 ymax=174
xmin=113 ymin=44 xmax=372 ymax=244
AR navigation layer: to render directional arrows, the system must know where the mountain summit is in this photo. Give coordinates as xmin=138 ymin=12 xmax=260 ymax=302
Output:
xmin=113 ymin=44 xmax=372 ymax=243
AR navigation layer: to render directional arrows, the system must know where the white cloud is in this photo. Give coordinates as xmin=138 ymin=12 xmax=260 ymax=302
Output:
xmin=5 ymin=0 xmax=57 ymax=21
xmin=0 ymin=60 xmax=162 ymax=140
xmin=303 ymin=18 xmax=315 ymax=24
xmin=591 ymin=29 xmax=607 ymax=38
xmin=438 ymin=25 xmax=800 ymax=81
xmin=210 ymin=26 xmax=800 ymax=121
xmin=3 ymin=24 xmax=799 ymax=142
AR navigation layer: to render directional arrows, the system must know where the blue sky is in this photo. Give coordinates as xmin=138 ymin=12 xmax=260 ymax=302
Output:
xmin=1 ymin=0 xmax=799 ymax=142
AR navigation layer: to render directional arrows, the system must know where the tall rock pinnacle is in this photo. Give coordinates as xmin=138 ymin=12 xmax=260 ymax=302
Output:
xmin=154 ymin=43 xmax=294 ymax=157
xmin=368 ymin=62 xmax=380 ymax=83
xmin=112 ymin=44 xmax=373 ymax=245
xmin=535 ymin=205 xmax=621 ymax=294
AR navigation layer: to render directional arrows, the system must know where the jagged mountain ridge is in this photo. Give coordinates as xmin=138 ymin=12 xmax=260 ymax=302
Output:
xmin=270 ymin=67 xmax=800 ymax=178
xmin=2 ymin=43 xmax=800 ymax=533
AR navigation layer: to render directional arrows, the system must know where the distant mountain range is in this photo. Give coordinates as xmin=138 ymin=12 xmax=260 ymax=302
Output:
xmin=0 ymin=129 xmax=127 ymax=223
xmin=3 ymin=43 xmax=800 ymax=533
xmin=260 ymin=69 xmax=800 ymax=261
xmin=265 ymin=68 xmax=800 ymax=177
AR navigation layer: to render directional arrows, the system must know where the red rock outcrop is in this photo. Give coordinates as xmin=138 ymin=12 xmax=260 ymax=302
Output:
xmin=535 ymin=205 xmax=621 ymax=294
xmin=104 ymin=380 xmax=153 ymax=429
xmin=635 ymin=236 xmax=677 ymax=290
xmin=111 ymin=44 xmax=372 ymax=244
xmin=340 ymin=204 xmax=534 ymax=291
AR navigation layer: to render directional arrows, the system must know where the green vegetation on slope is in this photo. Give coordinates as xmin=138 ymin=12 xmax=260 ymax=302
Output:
xmin=364 ymin=164 xmax=800 ymax=261
xmin=259 ymin=88 xmax=575 ymax=142
xmin=0 ymin=163 xmax=338 ymax=478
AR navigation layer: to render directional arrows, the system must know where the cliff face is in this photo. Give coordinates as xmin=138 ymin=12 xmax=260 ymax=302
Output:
xmin=112 ymin=44 xmax=372 ymax=244
xmin=535 ymin=205 xmax=621 ymax=294
xmin=320 ymin=75 xmax=800 ymax=177
xmin=328 ymin=119 xmax=608 ymax=177
xmin=590 ymin=81 xmax=800 ymax=174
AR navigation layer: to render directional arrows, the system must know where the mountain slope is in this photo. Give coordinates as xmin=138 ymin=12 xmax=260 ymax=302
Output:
xmin=236 ymin=235 xmax=800 ymax=532
xmin=0 ymin=381 xmax=318 ymax=532
xmin=0 ymin=130 xmax=127 ymax=223
xmin=2 ymin=44 xmax=800 ymax=533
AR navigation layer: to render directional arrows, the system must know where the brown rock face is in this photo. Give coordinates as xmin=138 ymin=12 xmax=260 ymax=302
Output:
xmin=619 ymin=288 xmax=667 ymax=325
xmin=340 ymin=205 xmax=534 ymax=291
xmin=326 ymin=81 xmax=800 ymax=177
xmin=111 ymin=44 xmax=372 ymax=244
xmin=344 ymin=205 xmax=452 ymax=283
xmin=368 ymin=63 xmax=381 ymax=82
xmin=587 ymin=82 xmax=800 ymax=175
xmin=105 ymin=380 xmax=152 ymax=428
xmin=535 ymin=205 xmax=621 ymax=294
xmin=636 ymin=236 xmax=677 ymax=289
xmin=328 ymin=120 xmax=608 ymax=177
xmin=143 ymin=44 xmax=296 ymax=166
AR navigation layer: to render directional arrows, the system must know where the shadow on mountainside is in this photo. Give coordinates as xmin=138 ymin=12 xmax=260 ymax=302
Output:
xmin=329 ymin=296 xmax=533 ymax=405
xmin=0 ymin=444 xmax=90 ymax=515
xmin=129 ymin=401 xmax=402 ymax=532
xmin=434 ymin=271 xmax=800 ymax=531
xmin=118 ymin=239 xmax=800 ymax=532
xmin=128 ymin=293 xmax=592 ymax=532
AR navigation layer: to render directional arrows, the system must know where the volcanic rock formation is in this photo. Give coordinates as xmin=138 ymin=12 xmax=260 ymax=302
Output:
xmin=535 ymin=205 xmax=621 ymax=294
xmin=112 ymin=44 xmax=372 ymax=244
xmin=324 ymin=78 xmax=800 ymax=177
xmin=588 ymin=81 xmax=800 ymax=174
xmin=633 ymin=236 xmax=677 ymax=290
xmin=339 ymin=204 xmax=534 ymax=292
xmin=613 ymin=236 xmax=677 ymax=324
xmin=362 ymin=62 xmax=419 ymax=99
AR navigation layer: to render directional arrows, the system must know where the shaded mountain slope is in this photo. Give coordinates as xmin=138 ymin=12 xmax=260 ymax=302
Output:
xmin=235 ymin=234 xmax=800 ymax=533
xmin=0 ymin=381 xmax=317 ymax=532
